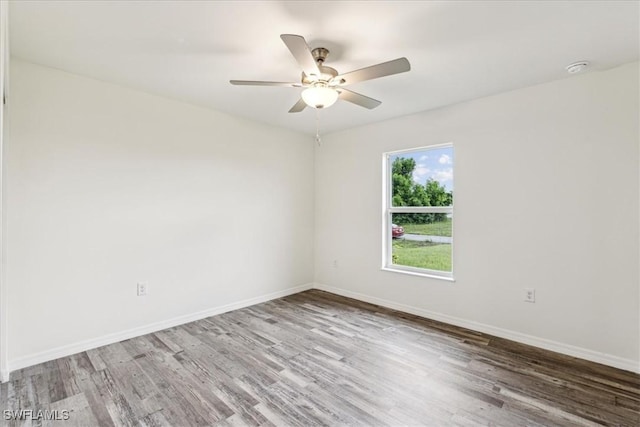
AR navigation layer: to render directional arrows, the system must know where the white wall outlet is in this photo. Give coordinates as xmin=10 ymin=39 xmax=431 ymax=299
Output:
xmin=137 ymin=282 xmax=148 ymax=296
xmin=333 ymin=259 xmax=339 ymax=268
xmin=524 ymin=288 xmax=535 ymax=303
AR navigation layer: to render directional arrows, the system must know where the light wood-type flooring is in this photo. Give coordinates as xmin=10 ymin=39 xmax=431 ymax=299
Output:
xmin=1 ymin=290 xmax=639 ymax=426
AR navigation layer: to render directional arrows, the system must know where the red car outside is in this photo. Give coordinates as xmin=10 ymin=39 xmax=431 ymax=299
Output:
xmin=392 ymin=224 xmax=404 ymax=238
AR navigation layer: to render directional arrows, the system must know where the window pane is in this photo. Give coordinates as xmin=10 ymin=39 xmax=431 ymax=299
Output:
xmin=391 ymin=213 xmax=452 ymax=272
xmin=390 ymin=146 xmax=453 ymax=207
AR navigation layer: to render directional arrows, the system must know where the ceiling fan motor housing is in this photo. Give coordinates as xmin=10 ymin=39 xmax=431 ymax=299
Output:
xmin=302 ymin=65 xmax=338 ymax=84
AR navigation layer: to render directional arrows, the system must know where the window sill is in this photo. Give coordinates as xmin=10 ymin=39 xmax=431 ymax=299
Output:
xmin=381 ymin=266 xmax=455 ymax=282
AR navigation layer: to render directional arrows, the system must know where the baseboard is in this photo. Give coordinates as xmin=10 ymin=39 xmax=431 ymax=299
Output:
xmin=8 ymin=282 xmax=638 ymax=378
xmin=7 ymin=283 xmax=313 ymax=377
xmin=313 ymin=283 xmax=640 ymax=374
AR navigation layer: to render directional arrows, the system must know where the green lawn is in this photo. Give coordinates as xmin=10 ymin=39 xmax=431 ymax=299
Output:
xmin=392 ymin=239 xmax=451 ymax=272
xmin=400 ymin=218 xmax=452 ymax=237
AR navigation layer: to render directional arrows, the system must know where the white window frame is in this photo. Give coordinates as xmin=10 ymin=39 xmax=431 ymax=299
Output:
xmin=381 ymin=143 xmax=454 ymax=281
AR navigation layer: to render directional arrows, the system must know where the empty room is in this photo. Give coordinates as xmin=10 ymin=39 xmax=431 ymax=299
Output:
xmin=0 ymin=1 xmax=638 ymax=426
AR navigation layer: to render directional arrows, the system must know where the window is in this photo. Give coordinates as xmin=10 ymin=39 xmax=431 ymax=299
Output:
xmin=383 ymin=144 xmax=454 ymax=279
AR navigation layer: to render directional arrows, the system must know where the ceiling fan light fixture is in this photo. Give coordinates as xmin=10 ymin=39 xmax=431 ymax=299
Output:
xmin=301 ymin=84 xmax=338 ymax=109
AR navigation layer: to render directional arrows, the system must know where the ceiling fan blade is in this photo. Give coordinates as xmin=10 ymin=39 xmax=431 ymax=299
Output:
xmin=335 ymin=57 xmax=410 ymax=85
xmin=280 ymin=34 xmax=321 ymax=78
xmin=338 ymin=89 xmax=382 ymax=109
xmin=230 ymin=80 xmax=302 ymax=87
xmin=288 ymin=98 xmax=307 ymax=113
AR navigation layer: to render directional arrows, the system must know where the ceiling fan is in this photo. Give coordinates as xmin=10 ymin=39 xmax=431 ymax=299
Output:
xmin=230 ymin=34 xmax=411 ymax=113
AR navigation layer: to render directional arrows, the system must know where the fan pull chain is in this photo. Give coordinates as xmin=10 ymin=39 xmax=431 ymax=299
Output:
xmin=315 ymin=109 xmax=322 ymax=146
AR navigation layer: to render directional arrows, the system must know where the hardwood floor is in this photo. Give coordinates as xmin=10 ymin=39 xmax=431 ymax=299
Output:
xmin=1 ymin=290 xmax=638 ymax=426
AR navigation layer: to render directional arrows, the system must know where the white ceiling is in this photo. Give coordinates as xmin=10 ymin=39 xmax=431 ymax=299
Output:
xmin=9 ymin=1 xmax=640 ymax=136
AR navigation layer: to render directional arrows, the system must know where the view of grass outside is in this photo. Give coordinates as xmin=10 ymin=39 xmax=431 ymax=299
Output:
xmin=392 ymin=214 xmax=452 ymax=272
xmin=392 ymin=239 xmax=452 ymax=272
xmin=401 ymin=218 xmax=452 ymax=237
xmin=388 ymin=145 xmax=453 ymax=273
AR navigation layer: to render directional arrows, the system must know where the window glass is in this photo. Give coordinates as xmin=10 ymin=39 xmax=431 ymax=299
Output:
xmin=385 ymin=145 xmax=454 ymax=278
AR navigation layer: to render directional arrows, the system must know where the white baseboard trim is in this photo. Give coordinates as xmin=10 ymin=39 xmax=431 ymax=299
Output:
xmin=7 ymin=283 xmax=313 ymax=377
xmin=313 ymin=283 xmax=640 ymax=374
xmin=7 ymin=282 xmax=638 ymax=378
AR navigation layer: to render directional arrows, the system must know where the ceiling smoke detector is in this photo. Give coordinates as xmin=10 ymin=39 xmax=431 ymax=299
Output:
xmin=566 ymin=61 xmax=589 ymax=74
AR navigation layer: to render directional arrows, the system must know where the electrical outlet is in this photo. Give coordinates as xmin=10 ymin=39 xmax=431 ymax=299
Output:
xmin=333 ymin=259 xmax=339 ymax=268
xmin=137 ymin=282 xmax=148 ymax=296
xmin=524 ymin=288 xmax=535 ymax=303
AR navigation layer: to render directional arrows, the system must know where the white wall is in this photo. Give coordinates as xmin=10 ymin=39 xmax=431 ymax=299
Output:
xmin=315 ymin=62 xmax=640 ymax=370
xmin=7 ymin=60 xmax=314 ymax=365
xmin=0 ymin=0 xmax=9 ymax=381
